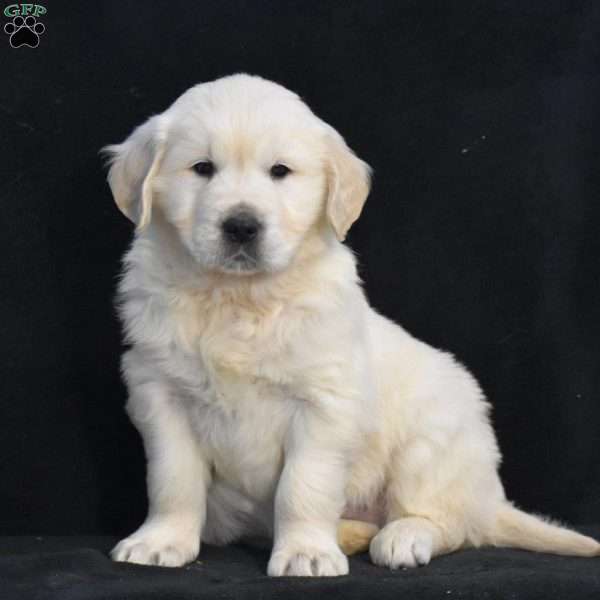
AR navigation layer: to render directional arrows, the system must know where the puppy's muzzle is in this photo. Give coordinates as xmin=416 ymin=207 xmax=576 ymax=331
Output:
xmin=222 ymin=211 xmax=263 ymax=245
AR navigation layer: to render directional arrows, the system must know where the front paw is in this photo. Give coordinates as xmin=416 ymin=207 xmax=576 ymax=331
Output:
xmin=111 ymin=518 xmax=200 ymax=567
xmin=268 ymin=538 xmax=349 ymax=577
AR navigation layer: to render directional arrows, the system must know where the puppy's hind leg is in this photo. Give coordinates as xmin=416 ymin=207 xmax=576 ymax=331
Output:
xmin=370 ymin=515 xmax=458 ymax=568
xmin=370 ymin=346 xmax=508 ymax=569
xmin=370 ymin=442 xmax=501 ymax=569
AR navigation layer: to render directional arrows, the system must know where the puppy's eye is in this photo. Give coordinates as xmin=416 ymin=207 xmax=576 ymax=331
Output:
xmin=192 ymin=161 xmax=215 ymax=177
xmin=270 ymin=163 xmax=291 ymax=179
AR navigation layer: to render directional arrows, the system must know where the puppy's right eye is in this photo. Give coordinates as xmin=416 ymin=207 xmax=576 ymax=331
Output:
xmin=192 ymin=161 xmax=215 ymax=177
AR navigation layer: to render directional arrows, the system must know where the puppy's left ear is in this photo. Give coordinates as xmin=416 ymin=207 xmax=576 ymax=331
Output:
xmin=324 ymin=128 xmax=372 ymax=241
xmin=102 ymin=115 xmax=169 ymax=229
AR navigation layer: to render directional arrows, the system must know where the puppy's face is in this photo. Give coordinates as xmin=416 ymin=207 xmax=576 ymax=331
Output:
xmin=105 ymin=75 xmax=371 ymax=275
xmin=156 ymin=87 xmax=328 ymax=275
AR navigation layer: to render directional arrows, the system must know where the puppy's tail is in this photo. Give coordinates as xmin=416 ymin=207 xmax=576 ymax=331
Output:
xmin=487 ymin=503 xmax=600 ymax=557
xmin=337 ymin=519 xmax=379 ymax=555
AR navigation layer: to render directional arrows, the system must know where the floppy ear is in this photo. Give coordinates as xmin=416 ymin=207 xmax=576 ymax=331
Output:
xmin=324 ymin=128 xmax=372 ymax=241
xmin=103 ymin=115 xmax=169 ymax=229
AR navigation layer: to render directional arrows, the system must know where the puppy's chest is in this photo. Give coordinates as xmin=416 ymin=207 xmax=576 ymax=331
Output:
xmin=172 ymin=297 xmax=296 ymax=495
xmin=156 ymin=290 xmax=295 ymax=405
xmin=189 ymin=392 xmax=293 ymax=499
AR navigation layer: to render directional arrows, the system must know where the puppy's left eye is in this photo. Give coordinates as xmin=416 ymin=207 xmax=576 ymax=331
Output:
xmin=270 ymin=163 xmax=291 ymax=179
xmin=192 ymin=161 xmax=215 ymax=177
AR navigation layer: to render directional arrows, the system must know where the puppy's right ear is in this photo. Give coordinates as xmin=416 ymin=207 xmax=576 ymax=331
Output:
xmin=102 ymin=115 xmax=169 ymax=229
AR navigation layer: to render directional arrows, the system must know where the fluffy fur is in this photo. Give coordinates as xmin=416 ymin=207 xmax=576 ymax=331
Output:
xmin=104 ymin=74 xmax=600 ymax=576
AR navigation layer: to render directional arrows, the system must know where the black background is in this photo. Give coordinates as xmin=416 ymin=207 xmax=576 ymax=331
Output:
xmin=1 ymin=0 xmax=599 ymax=537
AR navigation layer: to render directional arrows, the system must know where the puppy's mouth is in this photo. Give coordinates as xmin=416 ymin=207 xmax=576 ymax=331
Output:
xmin=221 ymin=248 xmax=261 ymax=274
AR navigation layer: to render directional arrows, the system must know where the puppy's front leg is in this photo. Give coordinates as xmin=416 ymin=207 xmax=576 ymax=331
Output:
xmin=112 ymin=374 xmax=210 ymax=567
xmin=268 ymin=403 xmax=353 ymax=577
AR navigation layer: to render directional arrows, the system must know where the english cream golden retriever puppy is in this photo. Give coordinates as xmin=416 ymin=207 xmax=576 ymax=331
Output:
xmin=105 ymin=74 xmax=599 ymax=576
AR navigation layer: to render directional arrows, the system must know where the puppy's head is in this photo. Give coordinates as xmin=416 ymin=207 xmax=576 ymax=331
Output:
xmin=104 ymin=74 xmax=371 ymax=275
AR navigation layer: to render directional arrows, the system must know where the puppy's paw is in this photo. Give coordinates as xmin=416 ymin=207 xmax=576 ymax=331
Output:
xmin=370 ymin=518 xmax=434 ymax=569
xmin=268 ymin=540 xmax=348 ymax=577
xmin=111 ymin=519 xmax=200 ymax=567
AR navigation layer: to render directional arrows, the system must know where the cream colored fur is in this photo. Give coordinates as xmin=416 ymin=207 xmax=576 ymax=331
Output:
xmin=104 ymin=74 xmax=600 ymax=576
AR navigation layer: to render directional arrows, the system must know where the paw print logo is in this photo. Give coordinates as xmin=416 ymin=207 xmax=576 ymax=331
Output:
xmin=4 ymin=15 xmax=45 ymax=48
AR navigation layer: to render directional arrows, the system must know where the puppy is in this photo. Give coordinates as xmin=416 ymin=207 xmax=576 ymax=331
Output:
xmin=104 ymin=74 xmax=599 ymax=576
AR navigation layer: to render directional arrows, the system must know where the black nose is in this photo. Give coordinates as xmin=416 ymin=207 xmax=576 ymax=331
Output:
xmin=222 ymin=212 xmax=262 ymax=244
